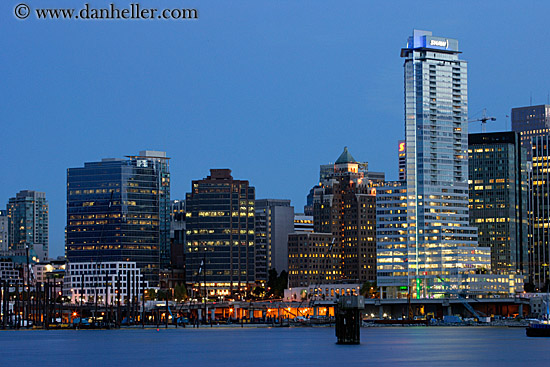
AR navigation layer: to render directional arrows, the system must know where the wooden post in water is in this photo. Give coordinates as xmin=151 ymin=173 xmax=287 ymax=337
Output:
xmin=335 ymin=296 xmax=364 ymax=345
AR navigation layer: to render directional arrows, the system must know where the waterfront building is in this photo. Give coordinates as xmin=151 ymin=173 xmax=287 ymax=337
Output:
xmin=7 ymin=190 xmax=49 ymax=260
xmin=165 ymin=200 xmax=186 ymax=288
xmin=312 ymin=147 xmax=377 ymax=284
xmin=376 ymin=181 xmax=409 ymax=298
xmin=0 ymin=259 xmax=22 ymax=286
xmin=400 ymin=30 xmax=492 ymax=298
xmin=529 ymin=135 xmax=550 ymax=289
xmin=185 ymin=169 xmax=255 ymax=297
xmin=33 ymin=259 xmax=67 ymax=284
xmin=511 ymin=104 xmax=550 ymax=161
xmin=254 ymin=199 xmax=294 ymax=281
xmin=468 ymin=132 xmax=528 ymax=276
xmin=294 ymin=213 xmax=314 ymax=233
xmin=284 ymin=283 xmax=361 ymax=301
xmin=288 ymin=232 xmax=340 ymax=288
xmin=0 ymin=210 xmax=8 ymax=252
xmin=66 ymin=151 xmax=170 ymax=286
xmin=64 ymin=261 xmax=147 ymax=305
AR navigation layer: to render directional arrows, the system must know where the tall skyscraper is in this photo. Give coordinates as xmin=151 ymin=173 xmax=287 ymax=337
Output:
xmin=511 ymin=104 xmax=550 ymax=161
xmin=468 ymin=132 xmax=528 ymax=275
xmin=530 ymin=135 xmax=550 ymax=289
xmin=401 ymin=30 xmax=488 ymax=297
xmin=185 ymin=169 xmax=255 ymax=297
xmin=7 ymin=190 xmax=49 ymax=260
xmin=254 ymin=199 xmax=294 ymax=281
xmin=313 ymin=147 xmax=377 ymax=284
xmin=66 ymin=151 xmax=170 ymax=286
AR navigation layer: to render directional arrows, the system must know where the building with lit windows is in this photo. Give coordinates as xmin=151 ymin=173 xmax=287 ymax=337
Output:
xmin=7 ymin=190 xmax=49 ymax=260
xmin=511 ymin=104 xmax=550 ymax=161
xmin=376 ymin=181 xmax=409 ymax=298
xmin=254 ymin=199 xmax=294 ymax=281
xmin=185 ymin=169 xmax=255 ymax=296
xmin=64 ymin=261 xmax=147 ymax=305
xmin=66 ymin=151 xmax=170 ymax=286
xmin=312 ymin=147 xmax=377 ymax=284
xmin=294 ymin=213 xmax=314 ymax=233
xmin=400 ymin=30 xmax=494 ymax=298
xmin=288 ymin=232 xmax=340 ymax=288
xmin=468 ymin=132 xmax=528 ymax=276
xmin=530 ymin=135 xmax=550 ymax=289
xmin=398 ymin=140 xmax=406 ymax=181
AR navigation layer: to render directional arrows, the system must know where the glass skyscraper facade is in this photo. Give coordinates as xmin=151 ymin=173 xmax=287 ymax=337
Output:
xmin=66 ymin=151 xmax=170 ymax=286
xmin=511 ymin=104 xmax=550 ymax=161
xmin=400 ymin=30 xmax=488 ymax=298
xmin=7 ymin=190 xmax=49 ymax=260
xmin=468 ymin=132 xmax=528 ymax=276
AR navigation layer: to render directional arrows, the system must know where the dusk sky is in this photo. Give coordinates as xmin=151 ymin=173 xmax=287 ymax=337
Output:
xmin=3 ymin=0 xmax=550 ymax=257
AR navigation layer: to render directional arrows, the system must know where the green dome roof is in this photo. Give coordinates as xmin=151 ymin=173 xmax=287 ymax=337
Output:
xmin=335 ymin=146 xmax=357 ymax=164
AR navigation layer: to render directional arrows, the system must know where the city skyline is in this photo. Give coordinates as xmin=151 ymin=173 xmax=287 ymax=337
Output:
xmin=4 ymin=1 xmax=550 ymax=258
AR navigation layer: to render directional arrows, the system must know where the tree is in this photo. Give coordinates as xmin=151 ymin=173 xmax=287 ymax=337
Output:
xmin=173 ymin=284 xmax=188 ymax=301
xmin=360 ymin=281 xmax=379 ymax=298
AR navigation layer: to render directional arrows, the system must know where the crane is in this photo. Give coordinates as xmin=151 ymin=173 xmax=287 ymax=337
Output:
xmin=468 ymin=108 xmax=496 ymax=133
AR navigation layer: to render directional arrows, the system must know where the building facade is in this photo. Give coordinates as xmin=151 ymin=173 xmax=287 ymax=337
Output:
xmin=530 ymin=135 xmax=550 ymax=289
xmin=288 ymin=232 xmax=340 ymax=288
xmin=511 ymin=104 xmax=550 ymax=161
xmin=64 ymin=261 xmax=147 ymax=305
xmin=185 ymin=169 xmax=255 ymax=296
xmin=254 ymin=199 xmax=294 ymax=281
xmin=312 ymin=147 xmax=377 ymax=284
xmin=7 ymin=190 xmax=49 ymax=260
xmin=0 ymin=210 xmax=8 ymax=252
xmin=294 ymin=213 xmax=314 ymax=233
xmin=401 ymin=30 xmax=490 ymax=298
xmin=66 ymin=151 xmax=170 ymax=286
xmin=468 ymin=132 xmax=528 ymax=276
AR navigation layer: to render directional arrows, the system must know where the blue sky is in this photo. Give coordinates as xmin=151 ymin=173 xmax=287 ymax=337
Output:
xmin=2 ymin=0 xmax=550 ymax=257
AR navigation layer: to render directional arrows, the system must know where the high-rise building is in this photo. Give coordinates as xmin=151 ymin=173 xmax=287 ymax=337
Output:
xmin=529 ymin=135 xmax=550 ymax=289
xmin=185 ymin=169 xmax=255 ymax=297
xmin=254 ymin=199 xmax=294 ymax=281
xmin=511 ymin=105 xmax=550 ymax=161
xmin=0 ymin=210 xmax=8 ymax=252
xmin=7 ymin=190 xmax=49 ymax=260
xmin=66 ymin=151 xmax=170 ymax=286
xmin=401 ymin=30 xmax=490 ymax=297
xmin=468 ymin=132 xmax=528 ymax=276
xmin=313 ymin=147 xmax=377 ymax=284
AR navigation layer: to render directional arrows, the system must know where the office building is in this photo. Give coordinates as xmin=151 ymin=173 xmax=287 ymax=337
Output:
xmin=312 ymin=147 xmax=377 ymax=284
xmin=7 ymin=190 xmax=49 ymax=260
xmin=66 ymin=151 xmax=170 ymax=286
xmin=400 ymin=30 xmax=492 ymax=297
xmin=185 ymin=169 xmax=255 ymax=296
xmin=511 ymin=105 xmax=550 ymax=161
xmin=288 ymin=232 xmax=340 ymax=288
xmin=0 ymin=210 xmax=8 ymax=252
xmin=254 ymin=199 xmax=294 ymax=281
xmin=468 ymin=132 xmax=528 ymax=275
xmin=64 ymin=261 xmax=147 ymax=305
xmin=530 ymin=135 xmax=550 ymax=289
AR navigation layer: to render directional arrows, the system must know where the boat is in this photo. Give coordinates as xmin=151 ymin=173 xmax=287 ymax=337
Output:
xmin=526 ymin=321 xmax=550 ymax=337
xmin=526 ymin=294 xmax=550 ymax=337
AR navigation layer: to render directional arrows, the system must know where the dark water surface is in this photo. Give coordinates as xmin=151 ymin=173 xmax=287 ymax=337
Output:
xmin=1 ymin=326 xmax=548 ymax=367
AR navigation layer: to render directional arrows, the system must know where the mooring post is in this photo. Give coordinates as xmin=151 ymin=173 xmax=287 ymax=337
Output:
xmin=335 ymin=295 xmax=364 ymax=344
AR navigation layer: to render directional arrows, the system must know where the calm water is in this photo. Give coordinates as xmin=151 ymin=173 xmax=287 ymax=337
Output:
xmin=0 ymin=326 xmax=548 ymax=367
